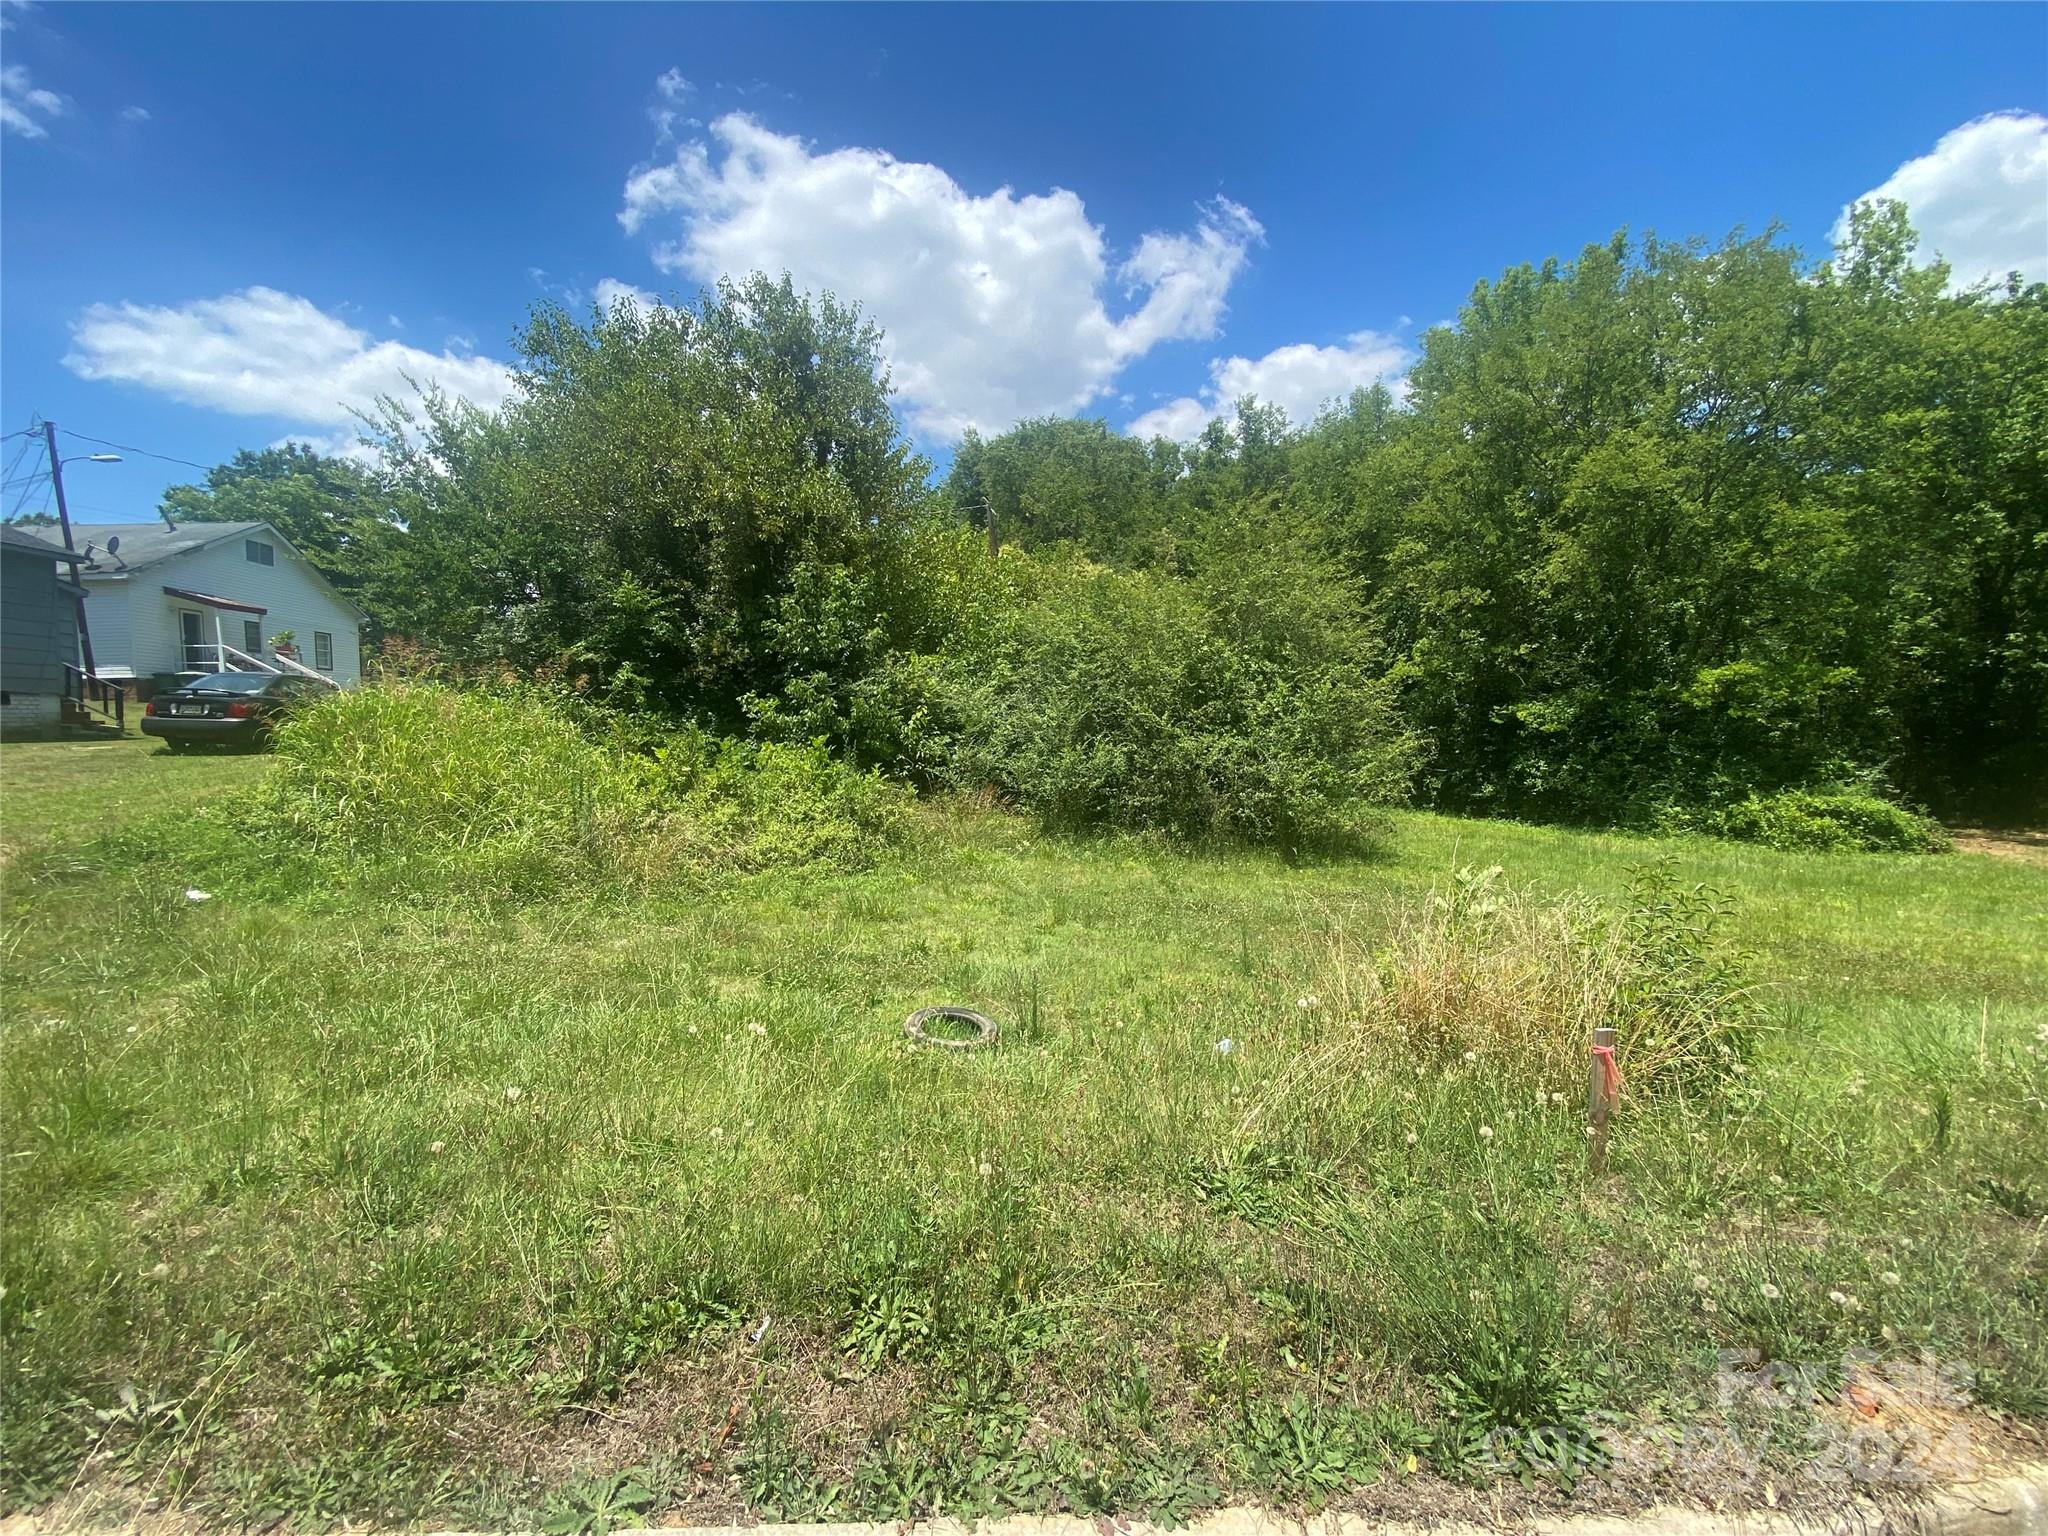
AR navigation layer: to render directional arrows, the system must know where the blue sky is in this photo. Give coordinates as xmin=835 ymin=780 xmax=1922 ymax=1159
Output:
xmin=3 ymin=1 xmax=2044 ymax=520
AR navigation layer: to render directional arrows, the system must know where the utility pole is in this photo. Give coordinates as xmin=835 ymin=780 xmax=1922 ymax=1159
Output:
xmin=966 ymin=498 xmax=998 ymax=557
xmin=43 ymin=420 xmax=97 ymax=677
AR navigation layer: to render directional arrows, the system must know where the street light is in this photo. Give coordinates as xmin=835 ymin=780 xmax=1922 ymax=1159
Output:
xmin=72 ymin=452 xmax=124 ymax=464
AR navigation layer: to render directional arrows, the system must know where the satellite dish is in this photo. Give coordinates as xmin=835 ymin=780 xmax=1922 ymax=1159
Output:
xmin=106 ymin=535 xmax=121 ymax=555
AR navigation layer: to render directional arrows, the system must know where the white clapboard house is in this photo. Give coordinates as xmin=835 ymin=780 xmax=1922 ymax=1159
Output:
xmin=63 ymin=521 xmax=364 ymax=692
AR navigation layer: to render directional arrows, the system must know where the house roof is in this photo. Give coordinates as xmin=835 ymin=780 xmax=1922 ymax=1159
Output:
xmin=67 ymin=521 xmax=269 ymax=572
xmin=69 ymin=520 xmax=370 ymax=621
xmin=0 ymin=525 xmax=86 ymax=560
xmin=163 ymin=584 xmax=266 ymax=615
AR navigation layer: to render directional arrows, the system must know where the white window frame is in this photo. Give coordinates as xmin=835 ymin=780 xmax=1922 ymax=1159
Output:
xmin=245 ymin=539 xmax=275 ymax=566
xmin=313 ymin=630 xmax=334 ymax=671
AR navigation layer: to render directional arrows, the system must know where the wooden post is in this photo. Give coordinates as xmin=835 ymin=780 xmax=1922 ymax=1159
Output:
xmin=1587 ymin=1026 xmax=1619 ymax=1175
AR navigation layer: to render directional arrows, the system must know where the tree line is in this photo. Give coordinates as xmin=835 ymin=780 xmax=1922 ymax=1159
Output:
xmin=157 ymin=203 xmax=2046 ymax=834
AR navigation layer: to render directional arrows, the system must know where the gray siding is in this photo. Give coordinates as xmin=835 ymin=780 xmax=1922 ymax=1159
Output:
xmin=1 ymin=546 xmax=82 ymax=694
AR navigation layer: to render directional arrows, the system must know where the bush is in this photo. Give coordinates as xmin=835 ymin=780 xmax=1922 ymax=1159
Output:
xmin=1680 ymin=789 xmax=1951 ymax=854
xmin=910 ymin=540 xmax=1415 ymax=852
xmin=638 ymin=731 xmax=908 ymax=873
xmin=256 ymin=683 xmax=655 ymax=897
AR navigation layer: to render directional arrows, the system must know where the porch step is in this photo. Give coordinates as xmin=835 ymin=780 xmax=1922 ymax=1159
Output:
xmin=59 ymin=698 xmax=127 ymax=737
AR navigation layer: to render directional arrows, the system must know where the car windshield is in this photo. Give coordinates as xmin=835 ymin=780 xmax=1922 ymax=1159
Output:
xmin=181 ymin=672 xmax=277 ymax=694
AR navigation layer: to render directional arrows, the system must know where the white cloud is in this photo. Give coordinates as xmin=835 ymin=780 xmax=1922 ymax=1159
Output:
xmin=618 ymin=108 xmax=1262 ymax=439
xmin=120 ymin=104 xmax=151 ymax=123
xmin=1128 ymin=329 xmax=1411 ymax=441
xmin=1835 ymin=111 xmax=2048 ymax=290
xmin=593 ymin=277 xmax=657 ymax=313
xmin=1126 ymin=396 xmax=1217 ymax=443
xmin=268 ymin=429 xmax=379 ymax=467
xmin=65 ymin=286 xmax=516 ymax=429
xmin=651 ymin=67 xmax=697 ymax=141
xmin=2 ymin=63 xmax=65 ymax=139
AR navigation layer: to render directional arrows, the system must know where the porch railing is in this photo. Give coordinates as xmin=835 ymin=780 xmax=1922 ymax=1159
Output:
xmin=62 ymin=663 xmax=126 ymax=731
xmin=181 ymin=641 xmax=341 ymax=688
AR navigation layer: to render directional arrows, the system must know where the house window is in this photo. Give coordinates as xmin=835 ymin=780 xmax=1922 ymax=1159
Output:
xmin=245 ymin=539 xmax=275 ymax=566
xmin=313 ymin=631 xmax=334 ymax=671
xmin=243 ymin=619 xmax=262 ymax=653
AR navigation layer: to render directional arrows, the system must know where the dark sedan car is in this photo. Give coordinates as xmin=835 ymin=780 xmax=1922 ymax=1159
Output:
xmin=141 ymin=671 xmax=328 ymax=750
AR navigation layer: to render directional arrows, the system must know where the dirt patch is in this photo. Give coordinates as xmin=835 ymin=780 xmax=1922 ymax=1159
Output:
xmin=1949 ymin=827 xmax=2048 ymax=869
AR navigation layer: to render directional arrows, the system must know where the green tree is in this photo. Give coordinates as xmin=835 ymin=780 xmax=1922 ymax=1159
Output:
xmin=368 ymin=275 xmax=931 ymax=733
xmin=942 ymin=414 xmax=1179 ymax=565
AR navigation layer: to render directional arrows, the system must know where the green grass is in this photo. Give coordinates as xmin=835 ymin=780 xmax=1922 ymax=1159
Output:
xmin=3 ymin=736 xmax=2044 ymax=1527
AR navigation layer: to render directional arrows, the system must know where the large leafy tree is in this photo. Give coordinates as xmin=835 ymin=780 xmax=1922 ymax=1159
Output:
xmin=1310 ymin=211 xmax=2045 ymax=818
xmin=370 ymin=275 xmax=932 ymax=731
xmin=944 ymin=415 xmax=1183 ymax=565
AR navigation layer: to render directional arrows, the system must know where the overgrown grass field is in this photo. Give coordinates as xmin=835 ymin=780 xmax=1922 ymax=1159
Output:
xmin=3 ymin=725 xmax=2044 ymax=1528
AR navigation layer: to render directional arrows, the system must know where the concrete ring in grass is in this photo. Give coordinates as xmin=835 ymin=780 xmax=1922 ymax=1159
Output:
xmin=904 ymin=1005 xmax=999 ymax=1051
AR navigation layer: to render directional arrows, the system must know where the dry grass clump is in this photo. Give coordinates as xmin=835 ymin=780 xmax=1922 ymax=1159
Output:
xmin=1298 ymin=863 xmax=1757 ymax=1102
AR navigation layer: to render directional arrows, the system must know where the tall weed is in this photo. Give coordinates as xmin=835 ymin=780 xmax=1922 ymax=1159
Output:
xmin=249 ymin=684 xmax=903 ymax=898
xmin=1268 ymin=862 xmax=1755 ymax=1109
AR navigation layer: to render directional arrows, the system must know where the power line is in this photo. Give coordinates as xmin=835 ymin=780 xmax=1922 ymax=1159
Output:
xmin=1 ymin=431 xmax=37 ymax=482
xmin=56 ymin=429 xmax=214 ymax=474
xmin=4 ymin=438 xmax=50 ymax=522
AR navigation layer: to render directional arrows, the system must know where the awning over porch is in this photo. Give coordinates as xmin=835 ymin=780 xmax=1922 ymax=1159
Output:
xmin=163 ymin=585 xmax=267 ymax=615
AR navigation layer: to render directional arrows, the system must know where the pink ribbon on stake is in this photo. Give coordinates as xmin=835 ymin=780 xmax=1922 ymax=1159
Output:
xmin=1591 ymin=1042 xmax=1623 ymax=1099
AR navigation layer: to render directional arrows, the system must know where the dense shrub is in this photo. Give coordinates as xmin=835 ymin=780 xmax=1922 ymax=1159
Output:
xmin=638 ymin=731 xmax=908 ymax=873
xmin=1670 ymin=788 xmax=1951 ymax=854
xmin=911 ymin=538 xmax=1416 ymax=851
